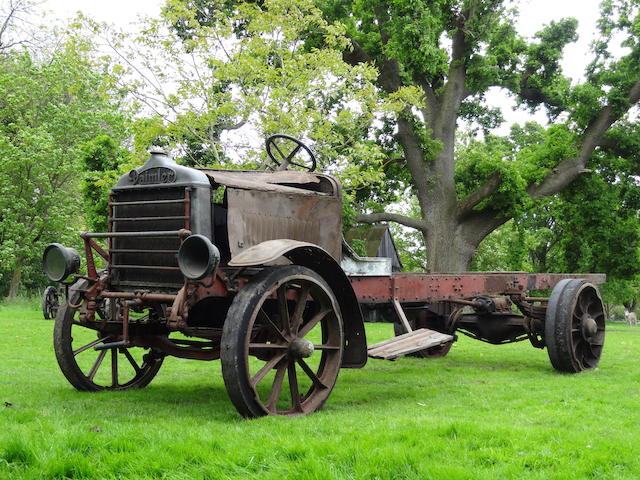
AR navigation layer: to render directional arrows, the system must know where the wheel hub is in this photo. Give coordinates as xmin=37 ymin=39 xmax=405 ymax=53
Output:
xmin=289 ymin=338 xmax=314 ymax=358
xmin=581 ymin=315 xmax=598 ymax=340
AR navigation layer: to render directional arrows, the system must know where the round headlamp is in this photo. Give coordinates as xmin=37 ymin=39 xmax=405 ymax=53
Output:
xmin=43 ymin=243 xmax=81 ymax=282
xmin=178 ymin=235 xmax=220 ymax=281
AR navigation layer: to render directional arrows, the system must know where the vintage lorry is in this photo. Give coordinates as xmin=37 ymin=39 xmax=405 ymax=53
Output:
xmin=43 ymin=135 xmax=606 ymax=418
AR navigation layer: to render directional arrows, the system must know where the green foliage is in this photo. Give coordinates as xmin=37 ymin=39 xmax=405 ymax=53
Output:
xmin=390 ymin=223 xmax=427 ymax=272
xmin=455 ymin=122 xmax=579 ymax=219
xmin=473 ymin=161 xmax=640 ymax=306
xmin=600 ymin=277 xmax=640 ymax=310
xmin=137 ymin=0 xmax=640 ymax=276
xmin=81 ymin=136 xmax=132 ymax=232
xmin=471 ymin=220 xmax=531 ymax=272
xmin=0 ymin=40 xmax=130 ymax=295
xmin=113 ymin=0 xmax=388 ymax=202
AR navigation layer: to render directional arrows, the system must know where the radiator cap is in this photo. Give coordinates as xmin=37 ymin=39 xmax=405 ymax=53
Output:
xmin=148 ymin=146 xmax=167 ymax=155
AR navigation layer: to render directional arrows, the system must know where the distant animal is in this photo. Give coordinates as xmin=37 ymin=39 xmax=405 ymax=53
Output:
xmin=624 ymin=310 xmax=637 ymax=326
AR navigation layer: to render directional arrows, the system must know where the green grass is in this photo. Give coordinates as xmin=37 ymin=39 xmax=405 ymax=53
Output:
xmin=2 ymin=303 xmax=640 ymax=479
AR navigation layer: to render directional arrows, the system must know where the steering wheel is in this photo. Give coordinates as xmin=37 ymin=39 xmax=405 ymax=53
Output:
xmin=265 ymin=134 xmax=317 ymax=172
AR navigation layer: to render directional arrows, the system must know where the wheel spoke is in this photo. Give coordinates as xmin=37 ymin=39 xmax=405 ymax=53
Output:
xmin=73 ymin=336 xmax=111 ymax=356
xmin=573 ymin=340 xmax=585 ymax=370
xmin=87 ymin=349 xmax=107 ymax=381
xmin=587 ymin=342 xmax=599 ymax=358
xmin=258 ymin=308 xmax=288 ymax=342
xmin=313 ymin=344 xmax=340 ymax=351
xmin=290 ymin=285 xmax=310 ymax=334
xmin=111 ymin=348 xmax=119 ymax=387
xmin=266 ymin=361 xmax=287 ymax=411
xmin=121 ymin=348 xmax=141 ymax=374
xmin=249 ymin=343 xmax=288 ymax=350
xmin=571 ymin=331 xmax=581 ymax=347
xmin=579 ymin=294 xmax=591 ymax=315
xmin=297 ymin=358 xmax=327 ymax=390
xmin=298 ymin=309 xmax=331 ymax=338
xmin=273 ymin=142 xmax=287 ymax=163
xmin=286 ymin=144 xmax=302 ymax=162
xmin=250 ymin=351 xmax=287 ymax=387
xmin=288 ymin=359 xmax=301 ymax=411
xmin=277 ymin=285 xmax=291 ymax=334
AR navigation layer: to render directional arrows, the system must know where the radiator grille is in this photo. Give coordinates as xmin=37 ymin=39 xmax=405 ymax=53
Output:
xmin=109 ymin=188 xmax=188 ymax=290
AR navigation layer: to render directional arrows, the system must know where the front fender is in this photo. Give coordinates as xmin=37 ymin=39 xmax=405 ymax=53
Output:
xmin=229 ymin=240 xmax=367 ymax=368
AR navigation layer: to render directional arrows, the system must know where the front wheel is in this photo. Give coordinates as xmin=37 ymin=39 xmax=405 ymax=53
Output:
xmin=53 ymin=281 xmax=164 ymax=391
xmin=221 ymin=266 xmax=344 ymax=417
xmin=545 ymin=279 xmax=606 ymax=373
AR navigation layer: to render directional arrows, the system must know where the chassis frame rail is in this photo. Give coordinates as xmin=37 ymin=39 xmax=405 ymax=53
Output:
xmin=350 ymin=272 xmax=607 ymax=304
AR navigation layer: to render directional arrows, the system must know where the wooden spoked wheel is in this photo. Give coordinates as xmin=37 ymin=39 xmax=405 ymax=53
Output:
xmin=221 ymin=266 xmax=344 ymax=417
xmin=545 ymin=279 xmax=606 ymax=373
xmin=42 ymin=286 xmax=60 ymax=320
xmin=53 ymin=280 xmax=164 ymax=391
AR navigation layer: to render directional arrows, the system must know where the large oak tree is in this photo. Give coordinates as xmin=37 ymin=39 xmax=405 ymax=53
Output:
xmin=145 ymin=0 xmax=640 ymax=273
xmin=317 ymin=0 xmax=640 ymax=271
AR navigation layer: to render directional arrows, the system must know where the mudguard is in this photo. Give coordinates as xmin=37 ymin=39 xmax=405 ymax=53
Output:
xmin=229 ymin=239 xmax=367 ymax=368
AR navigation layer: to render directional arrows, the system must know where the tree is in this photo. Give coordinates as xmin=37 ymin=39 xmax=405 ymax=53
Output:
xmin=149 ymin=0 xmax=640 ymax=273
xmin=85 ymin=0 xmax=402 ymax=227
xmin=0 ymin=39 xmax=130 ymax=297
xmin=81 ymin=135 xmax=132 ymax=232
xmin=0 ymin=0 xmax=35 ymax=53
xmin=316 ymin=0 xmax=640 ymax=272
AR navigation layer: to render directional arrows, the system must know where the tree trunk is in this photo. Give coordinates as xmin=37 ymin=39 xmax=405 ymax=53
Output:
xmin=8 ymin=258 xmax=22 ymax=299
xmin=424 ymin=216 xmax=479 ymax=272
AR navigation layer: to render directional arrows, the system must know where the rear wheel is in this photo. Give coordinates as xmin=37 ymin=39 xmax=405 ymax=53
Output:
xmin=545 ymin=279 xmax=606 ymax=373
xmin=221 ymin=266 xmax=343 ymax=417
xmin=53 ymin=281 xmax=164 ymax=391
xmin=42 ymin=286 xmax=59 ymax=320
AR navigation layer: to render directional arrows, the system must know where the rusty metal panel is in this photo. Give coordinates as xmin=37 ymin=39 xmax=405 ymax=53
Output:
xmin=200 ymin=170 xmax=341 ymax=196
xmin=350 ymin=272 xmax=607 ymax=304
xmin=227 ymin=188 xmax=343 ymax=260
xmin=228 ymin=239 xmax=315 ymax=266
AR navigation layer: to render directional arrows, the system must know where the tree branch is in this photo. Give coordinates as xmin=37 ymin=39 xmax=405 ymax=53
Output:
xmin=528 ymin=76 xmax=640 ymax=200
xmin=342 ymin=17 xmax=401 ymax=94
xmin=396 ymin=115 xmax=432 ymax=213
xmin=433 ymin=10 xmax=471 ymax=146
xmin=416 ymin=78 xmax=439 ymax=126
xmin=457 ymin=171 xmax=502 ymax=218
xmin=355 ymin=212 xmax=426 ymax=232
xmin=596 ymin=137 xmax=618 ymax=150
xmin=518 ymin=74 xmax=564 ymax=109
xmin=342 ymin=39 xmax=372 ymax=66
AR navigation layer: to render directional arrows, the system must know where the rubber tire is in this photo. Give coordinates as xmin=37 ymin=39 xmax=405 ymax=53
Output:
xmin=545 ymin=279 xmax=605 ymax=373
xmin=221 ymin=265 xmax=343 ymax=418
xmin=53 ymin=280 xmax=164 ymax=391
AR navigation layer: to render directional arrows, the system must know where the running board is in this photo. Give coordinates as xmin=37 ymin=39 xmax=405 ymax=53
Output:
xmin=367 ymin=329 xmax=455 ymax=360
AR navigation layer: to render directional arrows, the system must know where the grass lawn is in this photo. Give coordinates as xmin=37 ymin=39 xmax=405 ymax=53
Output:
xmin=1 ymin=301 xmax=640 ymax=479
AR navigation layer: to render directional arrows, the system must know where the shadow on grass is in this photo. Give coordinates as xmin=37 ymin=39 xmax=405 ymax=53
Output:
xmin=40 ymin=343 xmax=593 ymax=422
xmin=44 ymin=381 xmax=240 ymax=421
